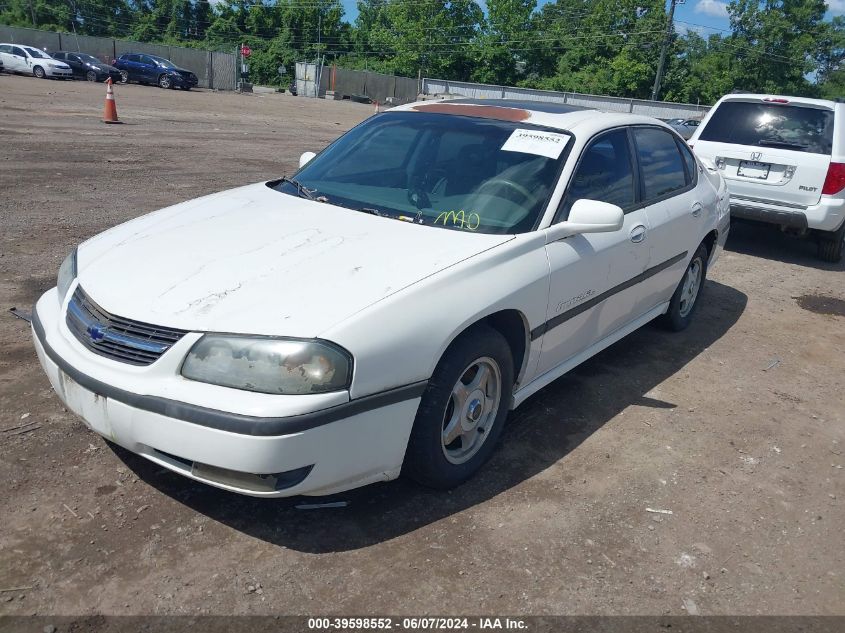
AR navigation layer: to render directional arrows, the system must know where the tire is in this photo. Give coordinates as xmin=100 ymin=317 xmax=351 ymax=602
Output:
xmin=659 ymin=243 xmax=708 ymax=332
xmin=119 ymin=70 xmax=128 ymax=84
xmin=817 ymin=222 xmax=845 ymax=263
xmin=158 ymin=74 xmax=171 ymax=89
xmin=33 ymin=66 xmax=45 ymax=79
xmin=86 ymin=70 xmax=97 ymax=82
xmin=403 ymin=325 xmax=514 ymax=489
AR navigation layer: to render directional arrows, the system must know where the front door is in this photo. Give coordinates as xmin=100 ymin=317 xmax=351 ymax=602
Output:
xmin=536 ymin=128 xmax=651 ymax=376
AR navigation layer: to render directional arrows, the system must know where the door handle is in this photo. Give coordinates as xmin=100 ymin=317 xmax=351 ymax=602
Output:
xmin=691 ymin=202 xmax=703 ymax=217
xmin=629 ymin=224 xmax=647 ymax=243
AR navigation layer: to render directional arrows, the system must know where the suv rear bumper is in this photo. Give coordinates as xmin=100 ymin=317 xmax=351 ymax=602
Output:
xmin=730 ymin=195 xmax=845 ymax=233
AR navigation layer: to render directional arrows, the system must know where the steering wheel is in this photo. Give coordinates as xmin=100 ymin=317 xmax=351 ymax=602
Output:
xmin=475 ymin=178 xmax=536 ymax=206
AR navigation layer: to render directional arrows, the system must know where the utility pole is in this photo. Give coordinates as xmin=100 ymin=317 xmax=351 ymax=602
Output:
xmin=651 ymin=0 xmax=680 ymax=101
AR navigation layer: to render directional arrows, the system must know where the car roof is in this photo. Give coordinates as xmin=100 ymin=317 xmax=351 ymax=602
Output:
xmin=391 ymin=98 xmax=674 ymax=135
xmin=719 ymin=93 xmax=837 ymax=109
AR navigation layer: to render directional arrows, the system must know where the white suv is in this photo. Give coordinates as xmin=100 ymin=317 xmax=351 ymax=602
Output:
xmin=689 ymin=93 xmax=845 ymax=262
xmin=0 ymin=43 xmax=72 ymax=79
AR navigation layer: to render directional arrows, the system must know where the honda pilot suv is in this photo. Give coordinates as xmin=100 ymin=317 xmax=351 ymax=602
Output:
xmin=689 ymin=94 xmax=845 ymax=262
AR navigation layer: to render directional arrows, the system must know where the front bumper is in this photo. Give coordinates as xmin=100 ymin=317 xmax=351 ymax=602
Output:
xmin=171 ymin=73 xmax=198 ymax=87
xmin=32 ymin=288 xmax=424 ymax=497
xmin=45 ymin=67 xmax=73 ymax=78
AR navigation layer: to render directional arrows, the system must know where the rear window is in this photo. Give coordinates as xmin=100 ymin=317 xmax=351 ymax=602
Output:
xmin=699 ymin=101 xmax=833 ymax=155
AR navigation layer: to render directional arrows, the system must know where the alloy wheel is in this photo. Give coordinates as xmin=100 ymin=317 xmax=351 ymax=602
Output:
xmin=441 ymin=357 xmax=502 ymax=465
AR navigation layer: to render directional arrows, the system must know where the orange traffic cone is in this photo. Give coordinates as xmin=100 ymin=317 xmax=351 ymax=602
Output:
xmin=103 ymin=78 xmax=121 ymax=124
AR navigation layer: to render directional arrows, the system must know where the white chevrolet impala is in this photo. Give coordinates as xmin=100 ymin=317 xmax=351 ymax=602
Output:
xmin=32 ymin=99 xmax=730 ymax=497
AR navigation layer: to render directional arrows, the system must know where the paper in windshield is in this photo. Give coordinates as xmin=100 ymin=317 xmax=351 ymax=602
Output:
xmin=501 ymin=129 xmax=570 ymax=160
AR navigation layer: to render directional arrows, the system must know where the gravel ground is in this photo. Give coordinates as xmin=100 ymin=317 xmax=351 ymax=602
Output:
xmin=0 ymin=74 xmax=843 ymax=617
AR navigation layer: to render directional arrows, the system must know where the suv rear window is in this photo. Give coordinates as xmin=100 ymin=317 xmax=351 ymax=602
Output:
xmin=699 ymin=101 xmax=833 ymax=155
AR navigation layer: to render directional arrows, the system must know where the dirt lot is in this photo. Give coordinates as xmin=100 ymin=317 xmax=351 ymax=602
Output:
xmin=1 ymin=75 xmax=843 ymax=618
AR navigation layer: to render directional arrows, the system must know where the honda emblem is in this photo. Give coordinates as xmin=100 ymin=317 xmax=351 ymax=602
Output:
xmin=750 ymin=151 xmax=762 ymax=161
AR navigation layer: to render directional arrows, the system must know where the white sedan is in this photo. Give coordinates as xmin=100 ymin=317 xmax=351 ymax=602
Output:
xmin=32 ymin=99 xmax=730 ymax=497
xmin=0 ymin=43 xmax=72 ymax=79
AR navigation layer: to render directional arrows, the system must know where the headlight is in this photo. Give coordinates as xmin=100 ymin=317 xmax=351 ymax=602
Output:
xmin=181 ymin=335 xmax=352 ymax=395
xmin=57 ymin=247 xmax=78 ymax=304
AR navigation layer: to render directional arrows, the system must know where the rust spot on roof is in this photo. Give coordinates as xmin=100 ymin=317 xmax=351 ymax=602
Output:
xmin=411 ymin=102 xmax=530 ymax=122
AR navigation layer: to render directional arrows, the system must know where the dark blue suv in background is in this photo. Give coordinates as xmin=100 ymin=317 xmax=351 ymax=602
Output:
xmin=112 ymin=53 xmax=198 ymax=90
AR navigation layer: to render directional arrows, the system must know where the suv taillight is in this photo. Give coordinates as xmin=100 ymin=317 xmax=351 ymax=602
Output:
xmin=822 ymin=162 xmax=845 ymax=195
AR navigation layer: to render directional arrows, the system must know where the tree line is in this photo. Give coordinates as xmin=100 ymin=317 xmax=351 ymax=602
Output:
xmin=2 ymin=0 xmax=844 ymax=103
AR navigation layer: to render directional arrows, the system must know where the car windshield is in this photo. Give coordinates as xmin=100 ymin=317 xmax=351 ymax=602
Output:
xmin=76 ymin=53 xmax=101 ymax=64
xmin=24 ymin=47 xmax=48 ymax=59
xmin=272 ymin=111 xmax=571 ymax=234
xmin=149 ymin=56 xmax=176 ymax=68
xmin=699 ymin=101 xmax=833 ymax=154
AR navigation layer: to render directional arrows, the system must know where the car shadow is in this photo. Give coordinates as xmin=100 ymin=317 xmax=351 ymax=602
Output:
xmin=726 ymin=219 xmax=845 ymax=272
xmin=112 ymin=280 xmax=747 ymax=553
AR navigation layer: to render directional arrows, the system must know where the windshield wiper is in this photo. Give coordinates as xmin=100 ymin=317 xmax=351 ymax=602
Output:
xmin=357 ymin=207 xmax=388 ymax=217
xmin=757 ymin=139 xmax=808 ymax=151
xmin=280 ymin=177 xmax=316 ymax=200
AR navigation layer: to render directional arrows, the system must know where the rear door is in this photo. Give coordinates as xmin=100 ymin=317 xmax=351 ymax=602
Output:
xmin=64 ymin=53 xmax=82 ymax=78
xmin=693 ymin=99 xmax=833 ymax=208
xmin=139 ymin=55 xmax=157 ymax=82
xmin=631 ymin=126 xmax=710 ymax=307
xmin=9 ymin=46 xmax=27 ymax=72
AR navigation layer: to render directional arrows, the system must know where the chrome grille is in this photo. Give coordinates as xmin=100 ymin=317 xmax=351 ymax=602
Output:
xmin=65 ymin=286 xmax=187 ymax=366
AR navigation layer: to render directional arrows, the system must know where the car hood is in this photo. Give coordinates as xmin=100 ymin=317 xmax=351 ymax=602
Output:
xmin=76 ymin=182 xmax=513 ymax=338
xmin=92 ymin=62 xmax=118 ymax=72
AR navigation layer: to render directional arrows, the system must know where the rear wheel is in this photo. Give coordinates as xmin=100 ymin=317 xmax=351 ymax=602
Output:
xmin=33 ymin=66 xmax=45 ymax=79
xmin=86 ymin=70 xmax=97 ymax=82
xmin=403 ymin=325 xmax=513 ymax=489
xmin=817 ymin=222 xmax=845 ymax=263
xmin=659 ymin=244 xmax=708 ymax=332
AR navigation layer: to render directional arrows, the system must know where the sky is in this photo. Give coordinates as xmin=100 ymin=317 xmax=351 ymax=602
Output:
xmin=337 ymin=0 xmax=843 ymax=33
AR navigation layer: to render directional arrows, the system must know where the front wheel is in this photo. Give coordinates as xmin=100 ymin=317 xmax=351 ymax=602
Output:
xmin=86 ymin=70 xmax=97 ymax=82
xmin=33 ymin=66 xmax=45 ymax=79
xmin=119 ymin=70 xmax=128 ymax=84
xmin=659 ymin=244 xmax=708 ymax=332
xmin=403 ymin=325 xmax=513 ymax=489
xmin=158 ymin=74 xmax=171 ymax=89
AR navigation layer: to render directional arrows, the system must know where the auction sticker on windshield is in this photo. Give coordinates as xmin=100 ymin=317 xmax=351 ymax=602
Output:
xmin=501 ymin=128 xmax=570 ymax=159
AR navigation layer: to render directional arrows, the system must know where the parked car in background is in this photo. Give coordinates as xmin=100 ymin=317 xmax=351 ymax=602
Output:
xmin=690 ymin=93 xmax=845 ymax=262
xmin=670 ymin=119 xmax=701 ymax=140
xmin=0 ymin=44 xmax=71 ymax=79
xmin=112 ymin=53 xmax=198 ymax=90
xmin=51 ymin=51 xmax=121 ymax=83
xmin=31 ymin=99 xmax=729 ymax=498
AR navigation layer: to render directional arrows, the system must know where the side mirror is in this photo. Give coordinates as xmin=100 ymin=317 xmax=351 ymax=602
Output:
xmin=299 ymin=151 xmax=316 ymax=169
xmin=544 ymin=199 xmax=624 ymax=242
